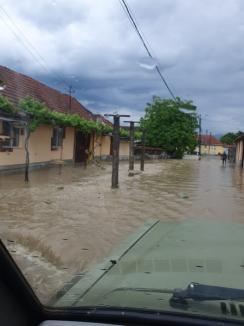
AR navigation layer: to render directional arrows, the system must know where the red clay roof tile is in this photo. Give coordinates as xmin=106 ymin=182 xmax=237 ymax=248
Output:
xmin=94 ymin=114 xmax=113 ymax=127
xmin=0 ymin=65 xmax=94 ymax=121
xmin=200 ymin=134 xmax=223 ymax=146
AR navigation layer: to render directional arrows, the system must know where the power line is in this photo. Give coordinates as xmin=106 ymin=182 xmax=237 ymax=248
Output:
xmin=119 ymin=0 xmax=157 ymax=59
xmin=119 ymin=0 xmax=154 ymax=56
xmin=0 ymin=6 xmax=49 ymax=68
xmin=119 ymin=0 xmax=176 ymax=100
xmin=0 ymin=5 xmax=67 ymax=88
xmin=0 ymin=11 xmax=49 ymax=73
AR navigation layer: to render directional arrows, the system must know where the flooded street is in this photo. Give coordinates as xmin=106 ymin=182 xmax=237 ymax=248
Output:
xmin=1 ymin=157 xmax=244 ymax=303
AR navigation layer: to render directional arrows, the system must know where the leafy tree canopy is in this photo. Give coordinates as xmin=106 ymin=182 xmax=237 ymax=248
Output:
xmin=140 ymin=96 xmax=198 ymax=158
xmin=220 ymin=131 xmax=244 ymax=145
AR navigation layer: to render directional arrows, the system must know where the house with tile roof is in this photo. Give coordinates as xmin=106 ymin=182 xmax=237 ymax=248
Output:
xmin=0 ymin=66 xmax=117 ymax=171
xmin=199 ymin=134 xmax=225 ymax=155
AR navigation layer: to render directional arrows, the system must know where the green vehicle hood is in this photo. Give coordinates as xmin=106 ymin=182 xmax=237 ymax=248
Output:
xmin=53 ymin=219 xmax=244 ymax=321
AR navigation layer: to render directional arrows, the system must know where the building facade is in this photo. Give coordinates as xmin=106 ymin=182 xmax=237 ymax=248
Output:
xmin=0 ymin=66 xmax=127 ymax=171
xmin=0 ymin=122 xmax=75 ymax=170
xmin=235 ymin=135 xmax=244 ymax=166
xmin=199 ymin=134 xmax=225 ymax=155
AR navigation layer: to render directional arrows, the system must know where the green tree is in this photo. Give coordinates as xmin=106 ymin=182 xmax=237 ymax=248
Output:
xmin=220 ymin=131 xmax=244 ymax=144
xmin=140 ymin=97 xmax=198 ymax=158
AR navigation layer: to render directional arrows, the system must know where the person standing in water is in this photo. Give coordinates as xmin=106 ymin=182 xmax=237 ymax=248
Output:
xmin=222 ymin=152 xmax=227 ymax=165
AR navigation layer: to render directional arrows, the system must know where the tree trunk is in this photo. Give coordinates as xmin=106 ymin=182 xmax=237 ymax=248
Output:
xmin=24 ymin=127 xmax=30 ymax=183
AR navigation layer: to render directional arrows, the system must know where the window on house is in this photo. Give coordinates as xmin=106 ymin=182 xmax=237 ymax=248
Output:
xmin=0 ymin=120 xmax=20 ymax=148
xmin=51 ymin=126 xmax=64 ymax=150
xmin=0 ymin=120 xmax=11 ymax=135
xmin=12 ymin=127 xmax=20 ymax=147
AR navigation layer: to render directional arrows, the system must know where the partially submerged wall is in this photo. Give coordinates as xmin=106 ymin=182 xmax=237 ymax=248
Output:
xmin=0 ymin=125 xmax=75 ymax=171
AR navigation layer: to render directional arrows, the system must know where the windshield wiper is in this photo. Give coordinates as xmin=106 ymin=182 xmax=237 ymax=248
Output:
xmin=172 ymin=282 xmax=244 ymax=302
xmin=107 ymin=282 xmax=244 ymax=303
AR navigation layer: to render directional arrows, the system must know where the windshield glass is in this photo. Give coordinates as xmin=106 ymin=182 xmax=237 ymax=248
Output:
xmin=1 ymin=0 xmax=244 ymax=323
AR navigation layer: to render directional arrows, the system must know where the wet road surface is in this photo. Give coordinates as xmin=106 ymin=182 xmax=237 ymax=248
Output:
xmin=1 ymin=157 xmax=244 ymax=303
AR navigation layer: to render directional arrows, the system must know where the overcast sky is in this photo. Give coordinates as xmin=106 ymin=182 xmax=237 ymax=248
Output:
xmin=1 ymin=0 xmax=244 ymax=134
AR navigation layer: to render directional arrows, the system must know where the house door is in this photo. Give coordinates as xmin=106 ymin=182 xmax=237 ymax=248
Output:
xmin=74 ymin=131 xmax=90 ymax=163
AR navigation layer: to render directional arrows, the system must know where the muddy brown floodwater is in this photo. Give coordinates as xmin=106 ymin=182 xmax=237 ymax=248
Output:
xmin=1 ymin=157 xmax=244 ymax=304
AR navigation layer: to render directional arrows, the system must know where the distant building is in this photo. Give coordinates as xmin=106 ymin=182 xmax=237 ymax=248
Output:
xmin=235 ymin=135 xmax=244 ymax=166
xmin=199 ymin=134 xmax=225 ymax=155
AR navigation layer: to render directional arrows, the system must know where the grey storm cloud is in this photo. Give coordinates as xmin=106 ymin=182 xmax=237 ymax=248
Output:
xmin=0 ymin=0 xmax=244 ymax=132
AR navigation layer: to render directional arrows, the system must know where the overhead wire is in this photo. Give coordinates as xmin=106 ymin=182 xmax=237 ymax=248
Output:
xmin=119 ymin=0 xmax=176 ymax=100
xmin=124 ymin=0 xmax=164 ymax=70
xmin=0 ymin=2 xmax=176 ymax=101
xmin=0 ymin=11 xmax=49 ymax=74
xmin=0 ymin=5 xmax=67 ymax=89
xmin=119 ymin=0 xmax=156 ymax=60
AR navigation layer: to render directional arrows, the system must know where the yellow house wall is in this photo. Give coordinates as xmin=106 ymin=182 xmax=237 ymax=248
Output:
xmin=62 ymin=127 xmax=75 ymax=160
xmin=93 ymin=135 xmax=129 ymax=158
xmin=0 ymin=133 xmax=25 ymax=166
xmin=93 ymin=134 xmax=111 ymax=157
xmin=29 ymin=125 xmax=58 ymax=163
xmin=93 ymin=134 xmax=101 ymax=157
xmin=101 ymin=136 xmax=111 ymax=156
xmin=0 ymin=125 xmax=75 ymax=167
xmin=93 ymin=136 xmax=129 ymax=158
xmin=201 ymin=144 xmax=224 ymax=155
xmin=236 ymin=140 xmax=243 ymax=162
xmin=119 ymin=140 xmax=129 ymax=156
xmin=239 ymin=141 xmax=243 ymax=161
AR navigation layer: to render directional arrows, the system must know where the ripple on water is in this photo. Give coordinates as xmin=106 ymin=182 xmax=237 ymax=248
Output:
xmin=1 ymin=158 xmax=244 ymax=303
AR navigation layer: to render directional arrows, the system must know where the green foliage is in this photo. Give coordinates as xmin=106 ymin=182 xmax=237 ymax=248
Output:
xmin=134 ymin=130 xmax=142 ymax=140
xmin=119 ymin=128 xmax=129 ymax=138
xmin=220 ymin=131 xmax=244 ymax=144
xmin=18 ymin=97 xmax=112 ymax=134
xmin=140 ymin=96 xmax=198 ymax=158
xmin=1 ymin=96 xmax=142 ymax=139
xmin=0 ymin=95 xmax=18 ymax=115
xmin=119 ymin=128 xmax=142 ymax=139
xmin=0 ymin=95 xmax=114 ymax=134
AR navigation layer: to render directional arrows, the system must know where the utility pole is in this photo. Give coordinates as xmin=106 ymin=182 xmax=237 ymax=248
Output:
xmin=140 ymin=129 xmax=145 ymax=171
xmin=124 ymin=120 xmax=139 ymax=172
xmin=104 ymin=113 xmax=130 ymax=188
xmin=198 ymin=114 xmax=202 ymax=159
